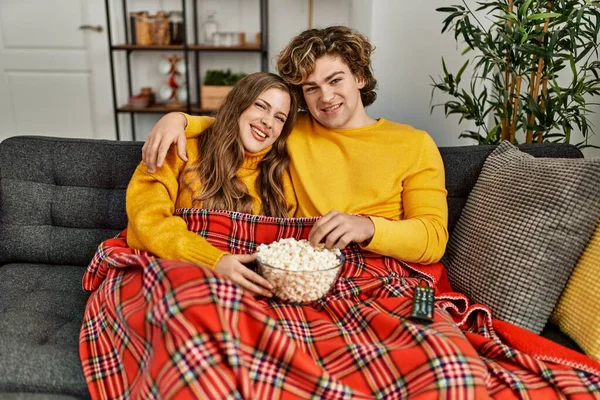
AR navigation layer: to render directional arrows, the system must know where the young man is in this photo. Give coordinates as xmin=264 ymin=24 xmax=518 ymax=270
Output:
xmin=142 ymin=25 xmax=448 ymax=266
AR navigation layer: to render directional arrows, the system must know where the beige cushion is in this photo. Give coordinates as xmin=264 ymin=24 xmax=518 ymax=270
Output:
xmin=443 ymin=141 xmax=600 ymax=334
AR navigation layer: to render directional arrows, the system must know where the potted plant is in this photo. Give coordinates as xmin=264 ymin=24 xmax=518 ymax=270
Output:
xmin=201 ymin=69 xmax=247 ymax=109
xmin=430 ymin=0 xmax=600 ymax=148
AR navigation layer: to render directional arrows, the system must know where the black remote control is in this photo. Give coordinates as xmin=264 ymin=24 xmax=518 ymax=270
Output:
xmin=410 ymin=284 xmax=435 ymax=323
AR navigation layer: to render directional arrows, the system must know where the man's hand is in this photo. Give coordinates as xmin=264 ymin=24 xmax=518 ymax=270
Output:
xmin=142 ymin=112 xmax=188 ymax=173
xmin=214 ymin=253 xmax=273 ymax=298
xmin=308 ymin=211 xmax=375 ymax=250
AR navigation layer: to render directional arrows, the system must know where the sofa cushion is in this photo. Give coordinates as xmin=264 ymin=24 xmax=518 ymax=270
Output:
xmin=439 ymin=142 xmax=583 ymax=235
xmin=0 ymin=263 xmax=89 ymax=399
xmin=551 ymin=223 xmax=600 ymax=360
xmin=0 ymin=394 xmax=82 ymax=400
xmin=0 ymin=136 xmax=142 ymax=266
xmin=443 ymin=141 xmax=600 ymax=334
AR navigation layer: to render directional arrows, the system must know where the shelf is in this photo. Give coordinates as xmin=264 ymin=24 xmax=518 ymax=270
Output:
xmin=112 ymin=44 xmax=262 ymax=52
xmin=188 ymin=44 xmax=262 ymax=52
xmin=112 ymin=44 xmax=185 ymax=51
xmin=118 ymin=104 xmax=216 ymax=114
xmin=106 ymin=0 xmax=268 ymax=140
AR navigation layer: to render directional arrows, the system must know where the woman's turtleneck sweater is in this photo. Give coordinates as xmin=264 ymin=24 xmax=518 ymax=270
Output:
xmin=126 ymin=117 xmax=297 ymax=269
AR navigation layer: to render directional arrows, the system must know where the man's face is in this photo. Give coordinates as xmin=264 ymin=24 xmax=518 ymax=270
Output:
xmin=301 ymin=55 xmax=366 ymax=129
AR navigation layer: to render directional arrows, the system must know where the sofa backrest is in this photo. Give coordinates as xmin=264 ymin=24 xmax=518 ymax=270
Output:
xmin=0 ymin=136 xmax=583 ymax=266
xmin=440 ymin=143 xmax=583 ymax=235
xmin=0 ymin=136 xmax=142 ymax=266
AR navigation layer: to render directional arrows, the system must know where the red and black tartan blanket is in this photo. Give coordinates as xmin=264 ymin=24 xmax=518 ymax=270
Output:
xmin=80 ymin=209 xmax=600 ymax=399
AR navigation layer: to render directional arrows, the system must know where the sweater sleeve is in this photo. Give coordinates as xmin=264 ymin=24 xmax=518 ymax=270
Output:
xmin=362 ymin=133 xmax=449 ymax=264
xmin=126 ymin=141 xmax=227 ymax=269
xmin=184 ymin=114 xmax=209 ymax=138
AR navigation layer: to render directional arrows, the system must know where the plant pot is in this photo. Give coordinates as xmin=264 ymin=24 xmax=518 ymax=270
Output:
xmin=201 ymin=85 xmax=233 ymax=109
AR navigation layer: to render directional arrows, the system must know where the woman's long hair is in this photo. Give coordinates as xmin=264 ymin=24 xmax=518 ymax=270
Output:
xmin=182 ymin=72 xmax=298 ymax=217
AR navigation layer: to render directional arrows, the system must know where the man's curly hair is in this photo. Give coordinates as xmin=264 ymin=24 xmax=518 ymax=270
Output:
xmin=276 ymin=26 xmax=377 ymax=110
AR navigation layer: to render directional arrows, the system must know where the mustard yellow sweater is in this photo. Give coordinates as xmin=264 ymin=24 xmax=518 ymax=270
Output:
xmin=126 ymin=116 xmax=297 ymax=269
xmin=185 ymin=113 xmax=448 ymax=264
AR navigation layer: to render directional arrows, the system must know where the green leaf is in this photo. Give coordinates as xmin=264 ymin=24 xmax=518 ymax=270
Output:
xmin=526 ymin=12 xmax=562 ymax=21
xmin=442 ymin=57 xmax=449 ymax=77
xmin=570 ymin=55 xmax=578 ymax=80
xmin=456 ymin=60 xmax=469 ymax=84
xmin=204 ymin=69 xmax=247 ymax=85
xmin=521 ymin=43 xmax=552 ymax=57
xmin=432 ymin=0 xmax=600 ymax=148
xmin=436 ymin=7 xmax=458 ymax=13
xmin=576 ymin=8 xmax=585 ymax=34
xmin=485 ymin=124 xmax=501 ymax=142
xmin=519 ymin=0 xmax=533 ymax=19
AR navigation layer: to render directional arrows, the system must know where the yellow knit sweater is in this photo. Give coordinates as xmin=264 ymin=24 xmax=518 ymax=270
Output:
xmin=126 ymin=116 xmax=297 ymax=269
xmin=184 ymin=113 xmax=448 ymax=264
xmin=288 ymin=114 xmax=448 ymax=264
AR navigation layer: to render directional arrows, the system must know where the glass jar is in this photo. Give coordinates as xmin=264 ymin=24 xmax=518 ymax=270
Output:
xmin=153 ymin=10 xmax=170 ymax=45
xmin=169 ymin=11 xmax=184 ymax=45
xmin=202 ymin=11 xmax=219 ymax=45
xmin=135 ymin=11 xmax=153 ymax=45
xmin=129 ymin=12 xmax=139 ymax=44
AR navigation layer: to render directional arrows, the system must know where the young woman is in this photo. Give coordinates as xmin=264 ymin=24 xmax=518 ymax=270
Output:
xmin=126 ymin=72 xmax=298 ymax=297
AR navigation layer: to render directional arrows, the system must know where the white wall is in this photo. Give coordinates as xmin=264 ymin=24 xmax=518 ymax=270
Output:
xmin=108 ymin=0 xmax=600 ymax=156
xmin=363 ymin=0 xmax=600 ymax=157
xmin=269 ymin=0 xmax=352 ymax=70
xmin=367 ymin=0 xmax=471 ymax=147
xmin=349 ymin=0 xmax=371 ymax=37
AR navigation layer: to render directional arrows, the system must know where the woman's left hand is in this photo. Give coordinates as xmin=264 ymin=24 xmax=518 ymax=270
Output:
xmin=214 ymin=253 xmax=273 ymax=298
xmin=308 ymin=211 xmax=375 ymax=250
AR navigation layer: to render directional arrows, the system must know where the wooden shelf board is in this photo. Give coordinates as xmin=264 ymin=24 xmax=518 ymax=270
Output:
xmin=112 ymin=44 xmax=262 ymax=52
xmin=188 ymin=44 xmax=262 ymax=51
xmin=118 ymin=104 xmax=216 ymax=114
xmin=112 ymin=44 xmax=185 ymax=51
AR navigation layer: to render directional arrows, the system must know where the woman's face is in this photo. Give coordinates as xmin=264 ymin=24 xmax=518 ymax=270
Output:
xmin=238 ymin=88 xmax=291 ymax=153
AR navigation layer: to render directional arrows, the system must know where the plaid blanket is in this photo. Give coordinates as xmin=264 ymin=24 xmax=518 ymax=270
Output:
xmin=80 ymin=209 xmax=600 ymax=399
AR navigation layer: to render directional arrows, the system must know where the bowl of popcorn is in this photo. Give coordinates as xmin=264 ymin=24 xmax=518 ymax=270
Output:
xmin=256 ymin=238 xmax=344 ymax=303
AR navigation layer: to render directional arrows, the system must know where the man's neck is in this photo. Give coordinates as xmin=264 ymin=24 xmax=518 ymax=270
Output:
xmin=350 ymin=109 xmax=378 ymax=129
xmin=311 ymin=108 xmax=379 ymax=130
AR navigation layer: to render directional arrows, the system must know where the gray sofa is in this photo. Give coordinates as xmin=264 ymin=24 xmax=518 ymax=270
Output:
xmin=0 ymin=135 xmax=585 ymax=399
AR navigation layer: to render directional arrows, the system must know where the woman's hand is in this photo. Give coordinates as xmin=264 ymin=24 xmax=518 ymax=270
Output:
xmin=308 ymin=211 xmax=375 ymax=250
xmin=142 ymin=112 xmax=188 ymax=172
xmin=214 ymin=253 xmax=273 ymax=298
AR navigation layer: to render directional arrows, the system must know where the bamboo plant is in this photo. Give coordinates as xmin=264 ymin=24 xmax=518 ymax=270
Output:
xmin=431 ymin=0 xmax=600 ymax=147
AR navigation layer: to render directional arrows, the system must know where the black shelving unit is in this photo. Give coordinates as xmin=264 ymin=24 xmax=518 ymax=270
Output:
xmin=104 ymin=0 xmax=269 ymax=140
